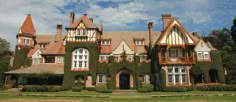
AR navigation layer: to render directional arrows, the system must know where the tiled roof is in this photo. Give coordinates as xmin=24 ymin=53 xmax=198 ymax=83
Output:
xmin=27 ymin=35 xmax=65 ymax=57
xmin=5 ymin=64 xmax=64 ymax=74
xmin=19 ymin=14 xmax=35 ymax=35
xmin=67 ymin=14 xmax=102 ymax=32
xmin=101 ymin=31 xmax=161 ymax=54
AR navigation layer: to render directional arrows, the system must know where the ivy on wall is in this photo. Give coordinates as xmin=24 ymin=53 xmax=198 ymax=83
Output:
xmin=62 ymin=42 xmax=99 ymax=89
xmin=12 ymin=48 xmax=30 ymax=70
xmin=194 ymin=50 xmax=225 ymax=83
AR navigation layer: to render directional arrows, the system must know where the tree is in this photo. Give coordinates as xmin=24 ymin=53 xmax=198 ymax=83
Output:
xmin=231 ymin=17 xmax=236 ymax=52
xmin=205 ymin=28 xmax=233 ymax=55
xmin=0 ymin=37 xmax=12 ymax=86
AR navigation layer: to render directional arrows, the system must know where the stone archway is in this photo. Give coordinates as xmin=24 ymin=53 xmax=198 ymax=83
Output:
xmin=116 ymin=69 xmax=134 ymax=89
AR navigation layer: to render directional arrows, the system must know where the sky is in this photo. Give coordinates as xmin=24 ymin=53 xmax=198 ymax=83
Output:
xmin=0 ymin=0 xmax=235 ymax=51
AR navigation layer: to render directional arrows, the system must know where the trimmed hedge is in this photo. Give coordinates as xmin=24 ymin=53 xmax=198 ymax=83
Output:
xmin=95 ymin=83 xmax=112 ymax=93
xmin=196 ymin=85 xmax=236 ymax=91
xmin=162 ymin=87 xmax=187 ymax=92
xmin=12 ymin=48 xmax=30 ymax=70
xmin=21 ymin=85 xmax=61 ymax=92
xmin=138 ymin=84 xmax=153 ymax=93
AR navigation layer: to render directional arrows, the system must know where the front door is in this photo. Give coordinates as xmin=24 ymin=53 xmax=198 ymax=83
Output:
xmin=119 ymin=73 xmax=130 ymax=89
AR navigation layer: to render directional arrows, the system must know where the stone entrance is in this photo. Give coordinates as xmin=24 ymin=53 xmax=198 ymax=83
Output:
xmin=116 ymin=69 xmax=133 ymax=89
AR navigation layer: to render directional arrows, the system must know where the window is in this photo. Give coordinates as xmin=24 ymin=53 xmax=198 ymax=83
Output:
xmin=101 ymin=40 xmax=111 ymax=45
xmin=97 ymin=74 xmax=107 ymax=83
xmin=72 ymin=48 xmax=89 ymax=70
xmin=135 ymin=40 xmax=144 ymax=46
xmin=76 ymin=29 xmax=86 ymax=36
xmin=99 ymin=55 xmax=109 ymax=62
xmin=22 ymin=38 xmax=30 ymax=45
xmin=168 ymin=66 xmax=187 ymax=85
xmin=56 ymin=56 xmax=64 ymax=63
xmin=197 ymin=51 xmax=210 ymax=61
xmin=45 ymin=57 xmax=55 ymax=63
xmin=168 ymin=48 xmax=184 ymax=58
xmin=39 ymin=43 xmax=47 ymax=48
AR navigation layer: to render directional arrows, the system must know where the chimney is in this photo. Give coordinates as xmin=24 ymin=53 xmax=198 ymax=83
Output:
xmin=57 ymin=24 xmax=62 ymax=36
xmin=83 ymin=13 xmax=87 ymax=16
xmin=70 ymin=12 xmax=75 ymax=25
xmin=148 ymin=22 xmax=154 ymax=44
xmin=161 ymin=14 xmax=172 ymax=30
xmin=192 ymin=32 xmax=198 ymax=37
xmin=90 ymin=18 xmax=93 ymax=23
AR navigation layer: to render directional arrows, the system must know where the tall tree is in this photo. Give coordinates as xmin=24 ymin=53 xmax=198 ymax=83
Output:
xmin=0 ymin=37 xmax=12 ymax=86
xmin=231 ymin=17 xmax=236 ymax=44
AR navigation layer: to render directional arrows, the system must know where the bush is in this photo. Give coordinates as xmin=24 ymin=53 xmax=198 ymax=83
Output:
xmin=137 ymin=84 xmax=154 ymax=93
xmin=85 ymin=87 xmax=96 ymax=91
xmin=95 ymin=83 xmax=112 ymax=93
xmin=137 ymin=88 xmax=148 ymax=93
xmin=196 ymin=85 xmax=236 ymax=91
xmin=162 ymin=87 xmax=187 ymax=92
xmin=72 ymin=86 xmax=83 ymax=92
xmin=21 ymin=85 xmax=61 ymax=92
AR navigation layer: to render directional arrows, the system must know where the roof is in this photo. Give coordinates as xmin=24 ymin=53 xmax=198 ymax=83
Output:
xmin=27 ymin=35 xmax=65 ymax=57
xmin=5 ymin=64 xmax=64 ymax=74
xmin=67 ymin=14 xmax=102 ymax=32
xmin=19 ymin=14 xmax=35 ymax=35
xmin=206 ymin=42 xmax=217 ymax=50
xmin=101 ymin=31 xmax=161 ymax=54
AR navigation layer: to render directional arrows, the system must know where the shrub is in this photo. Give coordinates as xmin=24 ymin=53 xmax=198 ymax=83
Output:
xmin=162 ymin=87 xmax=187 ymax=92
xmin=142 ymin=84 xmax=154 ymax=92
xmin=95 ymin=83 xmax=112 ymax=93
xmin=137 ymin=88 xmax=148 ymax=93
xmin=196 ymin=85 xmax=208 ymax=91
xmin=85 ymin=87 xmax=96 ymax=91
xmin=21 ymin=85 xmax=61 ymax=92
xmin=72 ymin=86 xmax=83 ymax=92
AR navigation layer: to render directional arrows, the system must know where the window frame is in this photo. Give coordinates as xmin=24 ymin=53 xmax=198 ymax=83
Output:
xmin=167 ymin=66 xmax=187 ymax=85
xmin=71 ymin=48 xmax=89 ymax=70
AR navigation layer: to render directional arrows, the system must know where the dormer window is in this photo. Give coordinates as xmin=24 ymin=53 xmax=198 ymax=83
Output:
xmin=135 ymin=40 xmax=144 ymax=46
xmin=39 ymin=43 xmax=47 ymax=49
xmin=197 ymin=51 xmax=210 ymax=61
xmin=101 ymin=40 xmax=111 ymax=46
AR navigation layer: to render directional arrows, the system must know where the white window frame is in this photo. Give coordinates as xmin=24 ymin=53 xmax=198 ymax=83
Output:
xmin=99 ymin=55 xmax=109 ymax=62
xmin=168 ymin=66 xmax=187 ymax=85
xmin=203 ymin=52 xmax=209 ymax=59
xmin=101 ymin=40 xmax=111 ymax=45
xmin=72 ymin=48 xmax=89 ymax=70
xmin=97 ymin=74 xmax=107 ymax=83
xmin=197 ymin=52 xmax=203 ymax=59
xmin=135 ymin=40 xmax=144 ymax=46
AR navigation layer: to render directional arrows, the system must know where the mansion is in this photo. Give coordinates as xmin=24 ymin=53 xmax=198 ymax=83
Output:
xmin=4 ymin=12 xmax=225 ymax=90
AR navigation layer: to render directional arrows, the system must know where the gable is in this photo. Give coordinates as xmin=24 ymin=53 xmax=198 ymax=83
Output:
xmin=77 ymin=22 xmax=86 ymax=29
xmin=32 ymin=49 xmax=42 ymax=58
xmin=158 ymin=19 xmax=195 ymax=45
xmin=195 ymin=39 xmax=211 ymax=52
xmin=112 ymin=41 xmax=134 ymax=55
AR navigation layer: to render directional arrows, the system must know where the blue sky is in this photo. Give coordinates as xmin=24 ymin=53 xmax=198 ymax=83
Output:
xmin=0 ymin=0 xmax=235 ymax=50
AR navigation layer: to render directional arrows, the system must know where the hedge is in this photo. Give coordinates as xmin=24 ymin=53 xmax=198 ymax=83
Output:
xmin=138 ymin=84 xmax=154 ymax=93
xmin=95 ymin=83 xmax=112 ymax=93
xmin=196 ymin=85 xmax=236 ymax=91
xmin=21 ymin=85 xmax=61 ymax=92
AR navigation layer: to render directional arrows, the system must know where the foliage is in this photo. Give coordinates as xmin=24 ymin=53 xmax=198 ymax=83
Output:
xmin=72 ymin=78 xmax=84 ymax=92
xmin=95 ymin=83 xmax=112 ymax=93
xmin=196 ymin=85 xmax=236 ymax=91
xmin=159 ymin=69 xmax=166 ymax=88
xmin=224 ymin=54 xmax=236 ymax=84
xmin=138 ymin=84 xmax=153 ymax=93
xmin=62 ymin=42 xmax=99 ymax=89
xmin=195 ymin=51 xmax=225 ymax=83
xmin=231 ymin=17 xmax=236 ymax=45
xmin=162 ymin=87 xmax=187 ymax=92
xmin=21 ymin=85 xmax=61 ymax=92
xmin=12 ymin=48 xmax=30 ymax=70
xmin=20 ymin=74 xmax=63 ymax=85
xmin=0 ymin=37 xmax=12 ymax=86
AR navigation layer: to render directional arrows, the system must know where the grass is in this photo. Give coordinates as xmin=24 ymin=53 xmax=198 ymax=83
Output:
xmin=0 ymin=91 xmax=236 ymax=102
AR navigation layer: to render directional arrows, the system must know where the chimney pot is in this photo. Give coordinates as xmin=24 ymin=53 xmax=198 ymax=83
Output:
xmin=192 ymin=32 xmax=198 ymax=37
xmin=70 ymin=12 xmax=75 ymax=25
xmin=83 ymin=13 xmax=87 ymax=16
xmin=90 ymin=18 xmax=93 ymax=23
xmin=57 ymin=24 xmax=62 ymax=36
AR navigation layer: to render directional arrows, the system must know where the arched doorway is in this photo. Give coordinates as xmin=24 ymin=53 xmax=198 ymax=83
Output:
xmin=209 ymin=69 xmax=218 ymax=83
xmin=116 ymin=69 xmax=133 ymax=89
xmin=119 ymin=73 xmax=130 ymax=89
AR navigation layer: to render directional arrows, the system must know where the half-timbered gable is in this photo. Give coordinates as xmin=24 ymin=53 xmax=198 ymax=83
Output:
xmin=65 ymin=13 xmax=102 ymax=42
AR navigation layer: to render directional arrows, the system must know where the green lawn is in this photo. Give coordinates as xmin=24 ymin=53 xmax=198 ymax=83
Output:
xmin=0 ymin=91 xmax=235 ymax=102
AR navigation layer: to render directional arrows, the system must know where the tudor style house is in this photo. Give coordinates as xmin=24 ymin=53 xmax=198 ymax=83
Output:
xmin=4 ymin=12 xmax=225 ymax=90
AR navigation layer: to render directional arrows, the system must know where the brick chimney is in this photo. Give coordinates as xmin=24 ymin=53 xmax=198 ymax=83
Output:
xmin=192 ymin=32 xmax=198 ymax=37
xmin=70 ymin=12 xmax=75 ymax=25
xmin=148 ymin=22 xmax=154 ymax=44
xmin=57 ymin=24 xmax=62 ymax=36
xmin=161 ymin=14 xmax=172 ymax=30
xmin=90 ymin=18 xmax=93 ymax=23
xmin=55 ymin=24 xmax=62 ymax=42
